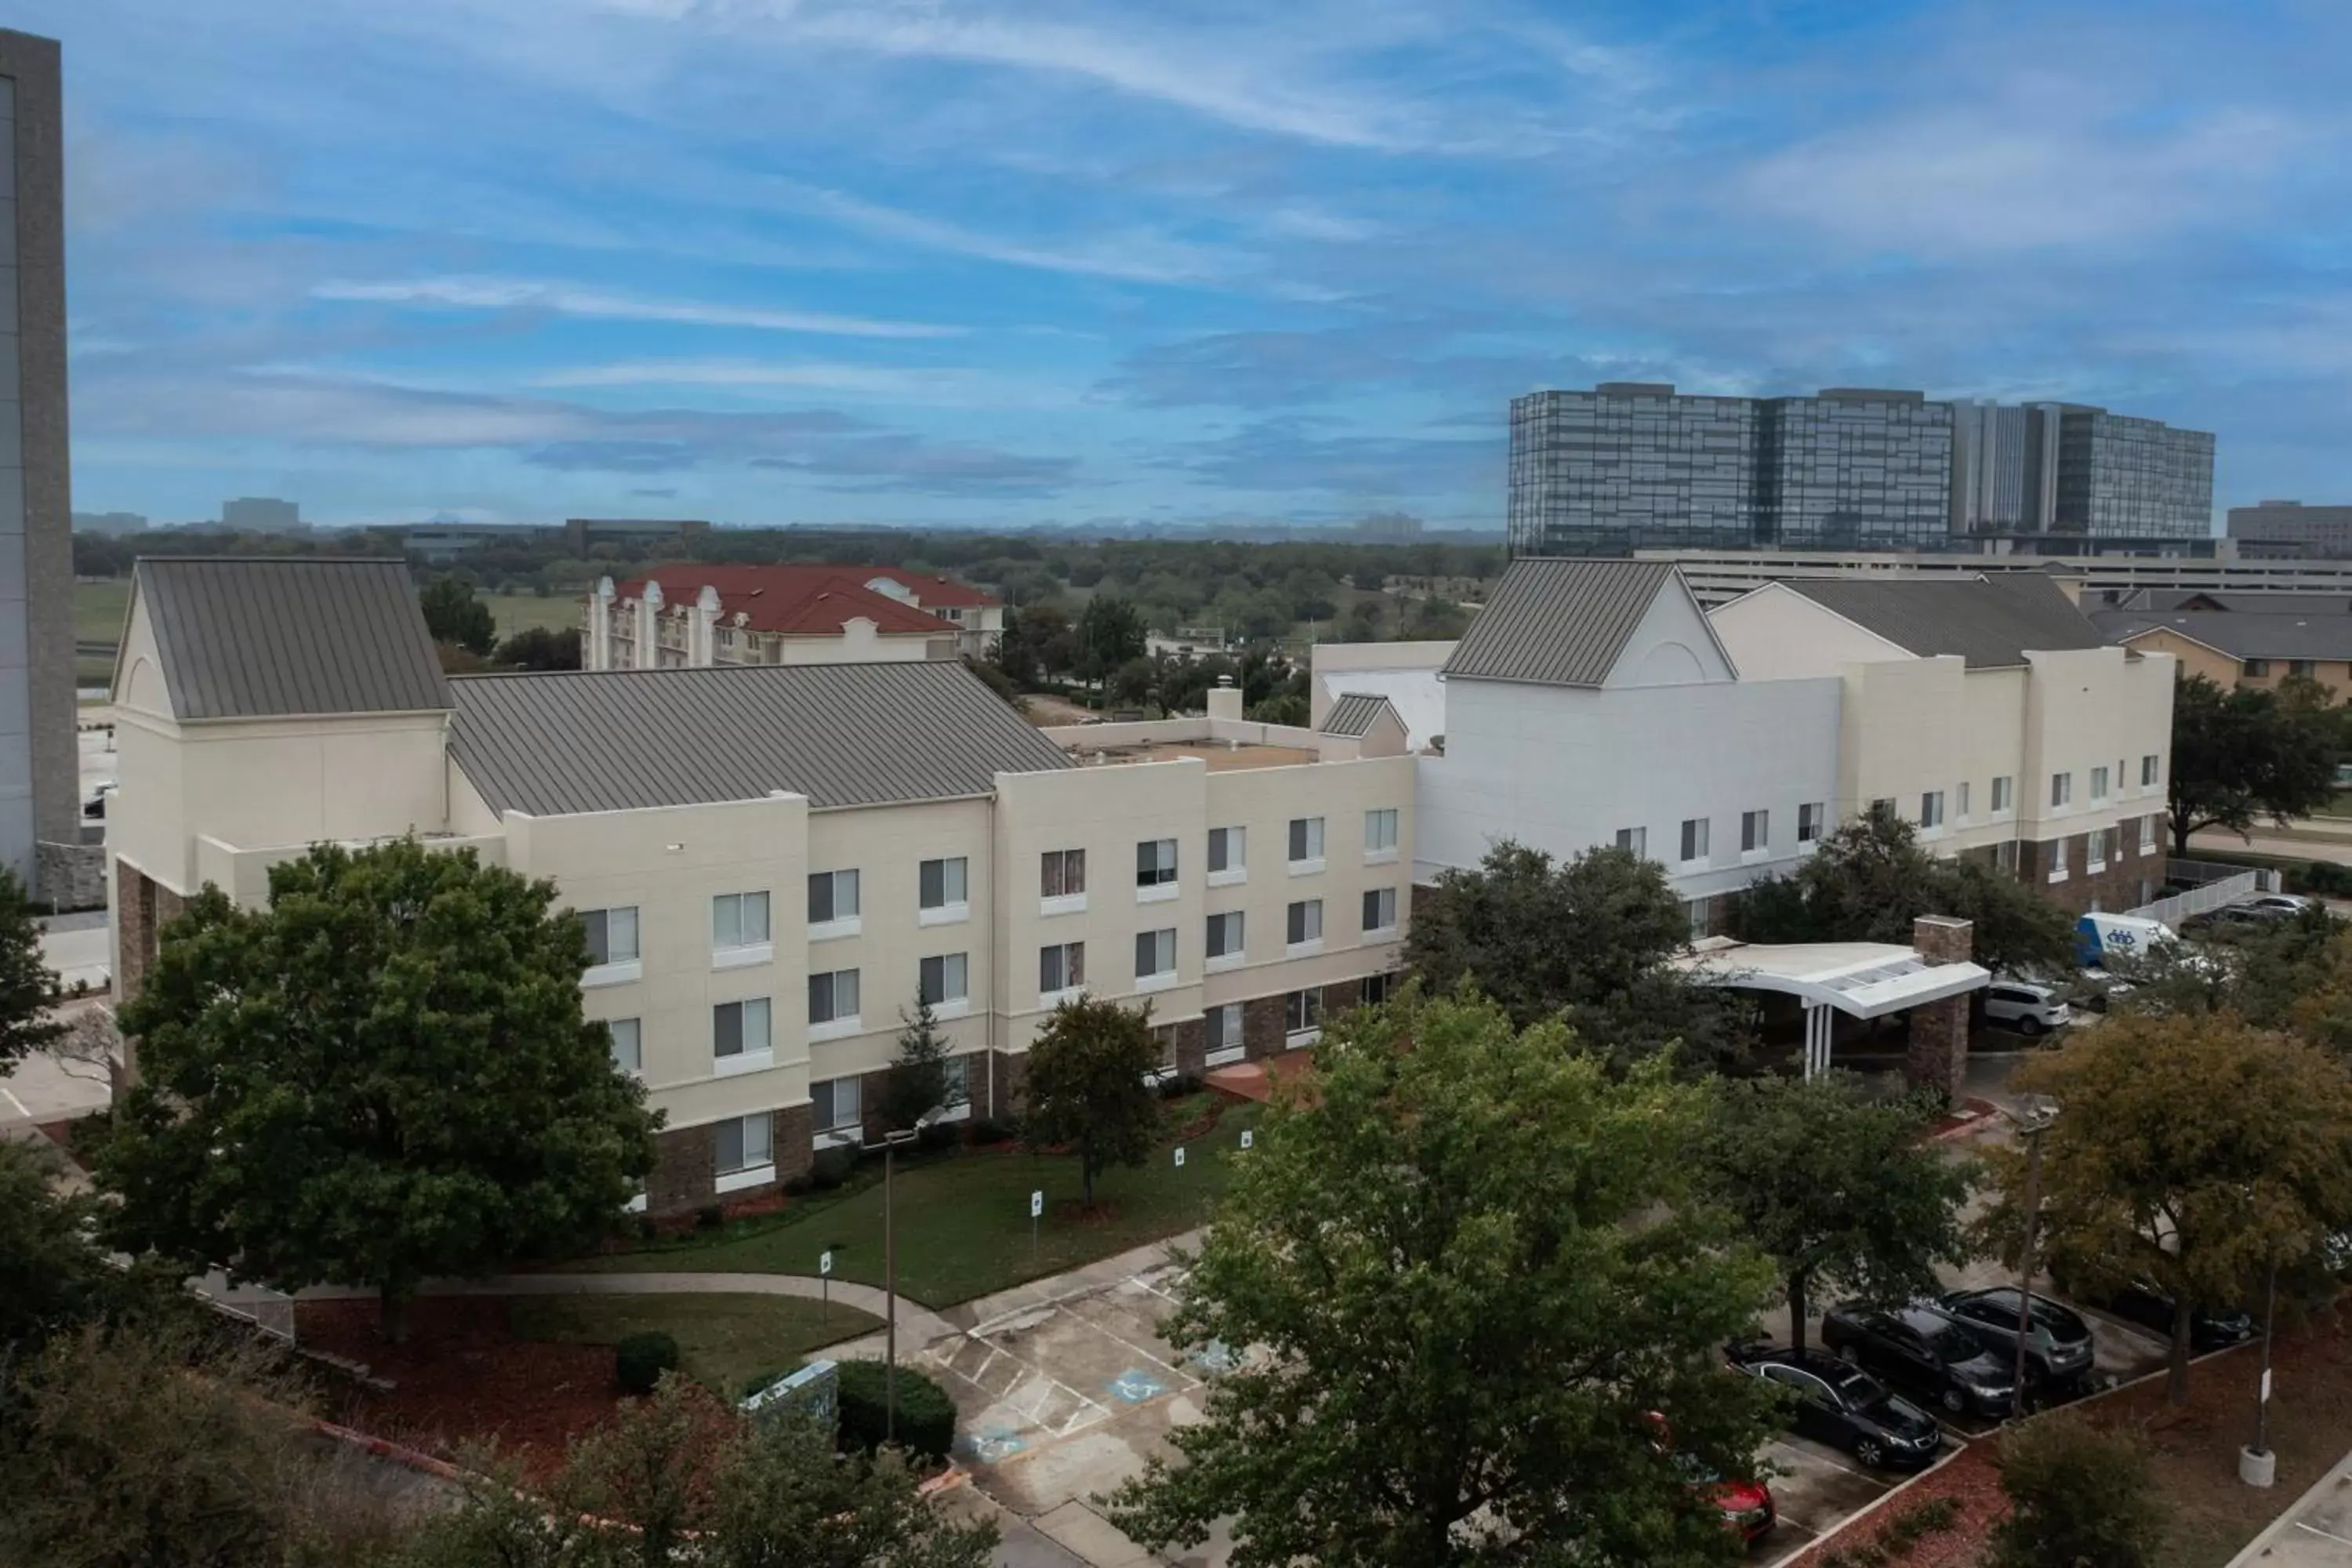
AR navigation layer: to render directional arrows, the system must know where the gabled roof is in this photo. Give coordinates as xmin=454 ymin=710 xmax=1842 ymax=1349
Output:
xmin=1440 ymin=559 xmax=1682 ymax=687
xmin=612 ymin=564 xmax=948 ymax=637
xmin=125 ymin=557 xmax=452 ymax=720
xmin=2113 ymin=589 xmax=2352 ymax=616
xmin=2092 ymin=610 xmax=2352 ymax=662
xmin=447 ymin=661 xmax=1073 ymax=816
xmin=1782 ymin=575 xmax=2109 ymax=670
xmin=841 ymin=566 xmax=998 ymax=609
xmin=1319 ymin=691 xmax=1399 ymax=738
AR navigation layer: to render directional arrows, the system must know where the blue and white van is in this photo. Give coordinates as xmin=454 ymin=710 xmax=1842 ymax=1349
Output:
xmin=2074 ymin=912 xmax=2178 ymax=967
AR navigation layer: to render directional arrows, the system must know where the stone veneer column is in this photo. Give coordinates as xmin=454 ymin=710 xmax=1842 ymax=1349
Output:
xmin=1907 ymin=915 xmax=1973 ymax=1102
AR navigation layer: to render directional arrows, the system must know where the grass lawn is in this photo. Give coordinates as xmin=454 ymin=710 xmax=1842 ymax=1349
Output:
xmin=574 ymin=1099 xmax=1261 ymax=1308
xmin=509 ymin=1293 xmax=880 ymax=1397
xmin=483 ymin=591 xmax=582 ymax=638
xmin=73 ymin=578 xmax=130 ymax=644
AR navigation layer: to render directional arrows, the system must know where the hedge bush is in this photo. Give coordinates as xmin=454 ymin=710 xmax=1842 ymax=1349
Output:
xmin=1987 ymin=1414 xmax=2165 ymax=1568
xmin=833 ymin=1357 xmax=957 ymax=1462
xmin=614 ymin=1330 xmax=680 ymax=1396
xmin=809 ymin=1145 xmax=858 ymax=1191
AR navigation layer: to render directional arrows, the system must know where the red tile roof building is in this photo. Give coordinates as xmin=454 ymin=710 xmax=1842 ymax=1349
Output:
xmin=584 ymin=564 xmax=1002 ymax=670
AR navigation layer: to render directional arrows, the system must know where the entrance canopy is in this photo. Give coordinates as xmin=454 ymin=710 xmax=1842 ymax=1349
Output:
xmin=1669 ymin=938 xmax=1991 ymax=1021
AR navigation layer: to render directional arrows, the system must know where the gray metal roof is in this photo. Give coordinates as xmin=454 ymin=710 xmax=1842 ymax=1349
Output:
xmin=130 ymin=557 xmax=453 ymax=720
xmin=1319 ymin=691 xmax=1398 ymax=737
xmin=2111 ymin=589 xmax=2352 ymax=616
xmin=448 ymin=661 xmax=1074 ymax=816
xmin=1440 ymin=559 xmax=1679 ymax=687
xmin=2092 ymin=610 xmax=2352 ymax=661
xmin=1784 ymin=575 xmax=2110 ymax=669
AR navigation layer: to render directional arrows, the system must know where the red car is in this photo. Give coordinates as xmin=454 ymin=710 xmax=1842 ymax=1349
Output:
xmin=1697 ymin=1472 xmax=1777 ymax=1547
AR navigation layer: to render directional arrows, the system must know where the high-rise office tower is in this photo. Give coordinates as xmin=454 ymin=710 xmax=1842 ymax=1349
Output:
xmin=0 ymin=30 xmax=74 ymax=897
xmin=2052 ymin=408 xmax=2214 ymax=539
xmin=1506 ymin=384 xmax=1761 ymax=556
xmin=1752 ymin=390 xmax=1953 ymax=549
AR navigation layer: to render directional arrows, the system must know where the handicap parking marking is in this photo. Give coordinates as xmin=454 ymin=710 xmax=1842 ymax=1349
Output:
xmin=1107 ymin=1368 xmax=1169 ymax=1403
xmin=962 ymin=1425 xmax=1030 ymax=1465
xmin=1187 ymin=1339 xmax=1240 ymax=1376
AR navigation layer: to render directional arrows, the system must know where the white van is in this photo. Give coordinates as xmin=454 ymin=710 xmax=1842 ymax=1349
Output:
xmin=2075 ymin=912 xmax=2177 ymax=968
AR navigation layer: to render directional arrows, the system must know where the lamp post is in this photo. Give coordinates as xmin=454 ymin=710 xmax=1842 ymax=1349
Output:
xmin=2005 ymin=1096 xmax=2061 ymax=1415
xmin=880 ymin=1126 xmax=920 ymax=1445
xmin=2246 ymin=1257 xmax=2281 ymax=1486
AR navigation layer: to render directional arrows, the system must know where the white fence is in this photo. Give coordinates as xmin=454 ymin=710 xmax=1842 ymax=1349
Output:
xmin=2125 ymin=858 xmax=2278 ymax=927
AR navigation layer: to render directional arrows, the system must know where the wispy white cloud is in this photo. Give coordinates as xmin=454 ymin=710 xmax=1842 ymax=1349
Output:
xmin=310 ymin=275 xmax=964 ymax=338
xmin=792 ymin=186 xmax=1243 ymax=285
xmin=531 ymin=357 xmax=1073 ymax=407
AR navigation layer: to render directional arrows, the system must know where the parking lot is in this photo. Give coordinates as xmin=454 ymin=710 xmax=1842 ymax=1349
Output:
xmin=899 ymin=1252 xmax=2188 ymax=1568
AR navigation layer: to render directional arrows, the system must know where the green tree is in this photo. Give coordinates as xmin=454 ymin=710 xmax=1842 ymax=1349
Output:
xmin=2168 ymin=671 xmax=2339 ymax=855
xmin=1698 ymin=1073 xmax=1974 ymax=1356
xmin=98 ymin=839 xmax=659 ymax=1341
xmin=0 ymin=1137 xmax=109 ymax=1356
xmin=1986 ymin=1414 xmax=2165 ymax=1568
xmin=494 ymin=624 xmax=583 ymax=670
xmin=992 ymin=601 xmax=1074 ymax=688
xmin=882 ymin=999 xmax=964 ymax=1133
xmin=1987 ymin=1012 xmax=2352 ymax=1403
xmin=0 ymin=865 xmax=64 ymax=1069
xmin=1073 ymin=596 xmax=1147 ymax=687
xmin=1406 ymin=841 xmax=1752 ymax=1073
xmin=1732 ymin=808 xmax=2076 ymax=976
xmin=1022 ymin=996 xmax=1163 ymax=1208
xmin=1105 ymin=990 xmax=1780 ymax=1567
xmin=419 ymin=574 xmax=498 ymax=655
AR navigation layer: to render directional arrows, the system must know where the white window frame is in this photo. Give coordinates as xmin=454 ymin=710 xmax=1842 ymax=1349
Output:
xmin=607 ymin=1017 xmax=642 ymax=1076
xmin=1286 ymin=898 xmax=1324 ymax=953
xmin=2141 ymin=753 xmax=2161 ymax=789
xmin=1206 ymin=910 xmax=1245 ymax=971
xmin=1740 ymin=809 xmax=1769 ymax=857
xmin=808 ymin=869 xmax=862 ymax=940
xmin=919 ymin=857 xmax=970 ymax=926
xmin=919 ymin=952 xmax=970 ymax=1014
xmin=713 ymin=996 xmax=773 ymax=1076
xmin=714 ymin=1111 xmax=775 ymax=1191
xmin=712 ymin=891 xmax=773 ymax=968
xmin=582 ymin=906 xmax=642 ymax=985
xmin=811 ymin=1076 xmax=863 ymax=1138
xmin=1362 ymin=886 xmax=1398 ymax=938
xmin=1363 ymin=808 xmax=1399 ymax=863
xmin=1283 ymin=988 xmax=1323 ymax=1044
xmin=1679 ymin=817 xmax=1709 ymax=866
xmin=2050 ymin=771 xmax=2072 ymax=810
xmin=1991 ymin=775 xmax=2013 ymax=815
xmin=2048 ymin=836 xmax=2070 ymax=883
xmin=1204 ymin=1002 xmax=1246 ymax=1068
xmin=1918 ymin=791 xmax=1944 ymax=832
xmin=1207 ymin=826 xmax=1247 ymax=886
xmin=808 ymin=969 xmax=862 ymax=1040
xmin=1134 ymin=927 xmax=1178 ymax=991
xmin=1797 ymin=804 xmax=1824 ymax=844
xmin=1137 ymin=838 xmax=1180 ymax=903
xmin=1615 ymin=826 xmax=1646 ymax=858
xmin=2139 ymin=815 xmax=2158 ymax=855
xmin=1287 ymin=816 xmax=1326 ymax=875
xmin=1040 ymin=940 xmax=1086 ymax=1004
xmin=2089 ymin=765 xmax=2109 ymax=802
xmin=2087 ymin=827 xmax=2110 ymax=872
xmin=1956 ymin=781 xmax=1971 ymax=822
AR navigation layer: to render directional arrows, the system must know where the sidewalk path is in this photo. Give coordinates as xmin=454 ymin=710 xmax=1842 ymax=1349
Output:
xmin=2226 ymin=1444 xmax=2352 ymax=1566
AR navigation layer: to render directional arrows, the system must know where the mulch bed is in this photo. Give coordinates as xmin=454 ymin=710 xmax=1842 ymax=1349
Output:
xmin=1784 ymin=1443 xmax=2004 ymax=1568
xmin=298 ymin=1297 xmax=640 ymax=1479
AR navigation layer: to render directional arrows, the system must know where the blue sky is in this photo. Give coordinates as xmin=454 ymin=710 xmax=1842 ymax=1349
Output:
xmin=32 ymin=0 xmax=2352 ymax=530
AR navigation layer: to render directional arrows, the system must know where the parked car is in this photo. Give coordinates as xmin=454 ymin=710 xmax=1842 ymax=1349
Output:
xmin=1940 ymin=1287 xmax=2097 ymax=1392
xmin=1980 ymin=980 xmax=2070 ymax=1037
xmin=2183 ymin=905 xmax=2285 ymax=936
xmin=1646 ymin=1413 xmax=1776 ymax=1547
xmin=2075 ymin=913 xmax=2177 ymax=968
xmin=1820 ymin=1301 xmax=2021 ymax=1417
xmin=2056 ymin=1276 xmax=2255 ymax=1353
xmin=2241 ymin=893 xmax=2314 ymax=917
xmin=1723 ymin=1344 xmax=1945 ymax=1469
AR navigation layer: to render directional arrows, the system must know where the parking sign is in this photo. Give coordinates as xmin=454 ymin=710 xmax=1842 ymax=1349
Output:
xmin=1174 ymin=1145 xmax=1186 ymax=1168
xmin=1030 ymin=1189 xmax=1044 ymax=1219
xmin=1240 ymin=1129 xmax=1254 ymax=1151
xmin=819 ymin=1249 xmax=833 ymax=1276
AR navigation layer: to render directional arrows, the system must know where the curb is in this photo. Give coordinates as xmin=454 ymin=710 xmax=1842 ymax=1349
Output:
xmin=1778 ymin=1436 xmax=1972 ymax=1564
xmin=303 ymin=1412 xmax=470 ymax=1486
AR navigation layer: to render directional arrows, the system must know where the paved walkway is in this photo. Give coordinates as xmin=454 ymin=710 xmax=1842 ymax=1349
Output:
xmin=2227 ymin=1445 xmax=2352 ymax=1566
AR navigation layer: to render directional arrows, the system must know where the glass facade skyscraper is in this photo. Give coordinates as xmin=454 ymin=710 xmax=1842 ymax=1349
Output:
xmin=1508 ymin=383 xmax=2213 ymax=556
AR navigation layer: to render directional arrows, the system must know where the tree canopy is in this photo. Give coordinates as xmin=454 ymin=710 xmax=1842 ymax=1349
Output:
xmin=1698 ymin=1073 xmax=1973 ymax=1356
xmin=1106 ymin=989 xmax=1781 ymax=1568
xmin=1021 ymin=996 xmax=1163 ymax=1207
xmin=1987 ymin=1011 xmax=2352 ymax=1402
xmin=882 ymin=999 xmax=964 ymax=1133
xmin=99 ymin=838 xmax=659 ymax=1340
xmin=2166 ymin=671 xmax=2338 ymax=854
xmin=1072 ymin=595 xmax=1148 ymax=685
xmin=1405 ymin=840 xmax=1754 ymax=1073
xmin=492 ymin=624 xmax=582 ymax=670
xmin=0 ymin=864 xmax=64 ymax=1069
xmin=1732 ymin=808 xmax=2077 ymax=977
xmin=419 ymin=574 xmax=498 ymax=655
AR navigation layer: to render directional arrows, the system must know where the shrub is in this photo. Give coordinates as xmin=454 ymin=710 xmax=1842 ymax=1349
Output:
xmin=809 ymin=1146 xmax=858 ymax=1191
xmin=738 ymin=1367 xmax=790 ymax=1403
xmin=1156 ymin=1072 xmax=1205 ymax=1101
xmin=695 ymin=1203 xmax=724 ymax=1231
xmin=833 ymin=1358 xmax=956 ymax=1462
xmin=1987 ymin=1414 xmax=2165 ymax=1568
xmin=916 ymin=1120 xmax=960 ymax=1154
xmin=633 ymin=1216 xmax=659 ymax=1243
xmin=781 ymin=1172 xmax=814 ymax=1197
xmin=614 ymin=1331 xmax=680 ymax=1396
xmin=966 ymin=1116 xmax=1016 ymax=1147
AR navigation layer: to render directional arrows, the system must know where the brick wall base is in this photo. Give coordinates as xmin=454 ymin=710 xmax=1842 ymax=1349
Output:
xmin=1241 ymin=994 xmax=1290 ymax=1060
xmin=648 ymin=1122 xmax=717 ymax=1214
xmin=1168 ymin=1016 xmax=1207 ymax=1080
xmin=2016 ymin=815 xmax=2168 ymax=915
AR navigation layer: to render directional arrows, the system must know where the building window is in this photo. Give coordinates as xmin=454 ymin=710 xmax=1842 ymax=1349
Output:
xmin=808 ymin=869 xmax=860 ymax=924
xmin=808 ymin=969 xmax=861 ymax=1027
xmin=583 ymin=906 xmax=640 ymax=966
xmin=2050 ymin=771 xmax=2072 ymax=809
xmin=2088 ymin=829 xmax=2110 ymax=871
xmin=1363 ymin=809 xmax=1399 ymax=855
xmin=920 ymin=857 xmax=968 ymax=910
xmin=715 ymin=1112 xmax=773 ymax=1175
xmin=713 ymin=996 xmax=772 ymax=1060
xmin=1136 ymin=838 xmax=1178 ymax=887
xmin=713 ymin=891 xmax=771 ymax=950
xmin=1615 ymin=826 xmax=1646 ymax=857
xmin=1686 ymin=899 xmax=1710 ymax=940
xmin=1797 ymin=804 xmax=1824 ymax=843
xmin=1284 ymin=989 xmax=1323 ymax=1039
xmin=607 ymin=1018 xmax=641 ymax=1075
xmin=1991 ymin=776 xmax=2013 ymax=814
xmin=1956 ymin=782 xmax=1971 ymax=820
xmin=919 ymin=953 xmax=968 ymax=1008
xmin=1994 ymin=839 xmax=2020 ymax=873
xmin=2140 ymin=815 xmax=2158 ymax=855
xmin=1869 ymin=797 xmax=1896 ymax=822
xmin=2049 ymin=837 xmax=2070 ymax=880
xmin=1361 ymin=971 xmax=1396 ymax=1007
xmin=1205 ymin=1003 xmax=1245 ymax=1064
xmin=1679 ymin=817 xmax=1709 ymax=863
xmin=1919 ymin=791 xmax=1944 ymax=830
xmin=1208 ymin=826 xmax=1245 ymax=875
xmin=1362 ymin=887 xmax=1399 ymax=934
xmin=1741 ymin=810 xmax=1769 ymax=852
xmin=2090 ymin=766 xmax=2109 ymax=800
xmin=2291 ymin=660 xmax=2316 ymax=677
xmin=1288 ymin=816 xmax=1326 ymax=866
xmin=1206 ymin=911 xmax=1244 ymax=960
xmin=1287 ymin=899 xmax=1324 ymax=946
xmin=1134 ymin=927 xmax=1177 ymax=981
xmin=811 ymin=1077 xmax=861 ymax=1134
xmin=2141 ymin=753 xmax=2161 ymax=787
xmin=2245 ymin=659 xmax=2271 ymax=677
xmin=1041 ymin=848 xmax=1087 ymax=900
xmin=1040 ymin=941 xmax=1085 ymax=994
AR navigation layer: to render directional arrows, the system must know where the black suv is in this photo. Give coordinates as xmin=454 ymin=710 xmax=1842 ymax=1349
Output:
xmin=1724 ymin=1344 xmax=1945 ymax=1469
xmin=2063 ymin=1277 xmax=2255 ymax=1353
xmin=1940 ymin=1287 xmax=2096 ymax=1392
xmin=1821 ymin=1301 xmax=2020 ymax=1418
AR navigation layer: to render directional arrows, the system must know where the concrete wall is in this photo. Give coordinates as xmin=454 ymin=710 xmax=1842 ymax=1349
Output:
xmin=1837 ymin=658 xmax=2027 ymax=855
xmin=1708 ymin=582 xmax=1907 ymax=680
xmin=1604 ymin=579 xmax=1735 ymax=687
xmin=1417 ymin=673 xmax=1842 ymax=902
xmin=2018 ymin=646 xmax=2175 ymax=895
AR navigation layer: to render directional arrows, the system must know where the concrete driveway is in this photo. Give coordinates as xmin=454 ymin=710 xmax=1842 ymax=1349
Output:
xmin=2227 ymin=1445 xmax=2352 ymax=1566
